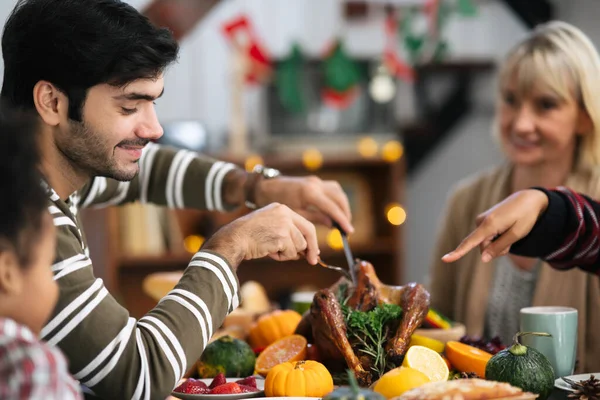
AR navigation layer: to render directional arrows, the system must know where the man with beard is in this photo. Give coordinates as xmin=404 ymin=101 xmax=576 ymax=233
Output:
xmin=1 ymin=1 xmax=353 ymax=399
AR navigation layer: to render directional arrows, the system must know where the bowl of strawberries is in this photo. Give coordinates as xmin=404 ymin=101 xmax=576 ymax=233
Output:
xmin=172 ymin=373 xmax=264 ymax=400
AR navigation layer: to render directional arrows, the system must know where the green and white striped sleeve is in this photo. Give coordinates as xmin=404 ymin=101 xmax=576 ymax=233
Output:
xmin=78 ymin=143 xmax=240 ymax=212
xmin=45 ymin=202 xmax=240 ymax=399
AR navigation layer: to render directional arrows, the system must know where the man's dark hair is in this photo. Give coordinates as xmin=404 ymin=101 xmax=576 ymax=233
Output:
xmin=0 ymin=101 xmax=47 ymax=266
xmin=1 ymin=0 xmax=179 ymax=121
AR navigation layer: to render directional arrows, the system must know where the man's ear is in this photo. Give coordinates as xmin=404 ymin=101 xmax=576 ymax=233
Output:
xmin=32 ymin=81 xmax=69 ymax=127
xmin=0 ymin=250 xmax=23 ymax=295
xmin=576 ymin=109 xmax=594 ymax=136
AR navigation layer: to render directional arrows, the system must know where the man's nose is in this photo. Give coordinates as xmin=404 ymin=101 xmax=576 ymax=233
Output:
xmin=136 ymin=108 xmax=163 ymax=140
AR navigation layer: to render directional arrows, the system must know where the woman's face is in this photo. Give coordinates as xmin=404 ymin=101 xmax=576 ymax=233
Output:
xmin=498 ymin=81 xmax=586 ymax=167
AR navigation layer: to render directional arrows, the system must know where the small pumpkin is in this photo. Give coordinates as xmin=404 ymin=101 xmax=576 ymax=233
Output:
xmin=324 ymin=370 xmax=385 ymax=400
xmin=248 ymin=309 xmax=302 ymax=348
xmin=264 ymin=360 xmax=334 ymax=397
xmin=485 ymin=331 xmax=555 ymax=400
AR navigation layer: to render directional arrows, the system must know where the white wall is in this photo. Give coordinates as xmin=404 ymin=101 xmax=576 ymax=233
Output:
xmin=155 ymin=0 xmax=536 ymax=141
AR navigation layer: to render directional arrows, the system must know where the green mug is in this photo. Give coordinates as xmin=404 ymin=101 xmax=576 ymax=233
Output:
xmin=519 ymin=306 xmax=578 ymax=379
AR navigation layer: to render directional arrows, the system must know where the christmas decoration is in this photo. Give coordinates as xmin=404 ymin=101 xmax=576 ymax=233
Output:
xmin=321 ymin=39 xmax=361 ymax=109
xmin=275 ymin=43 xmax=307 ymax=114
xmin=222 ymin=15 xmax=272 ymax=85
xmin=382 ymin=7 xmax=414 ymax=82
xmin=398 ymin=0 xmax=478 ymax=64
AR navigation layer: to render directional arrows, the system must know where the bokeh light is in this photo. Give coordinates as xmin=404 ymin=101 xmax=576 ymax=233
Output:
xmin=302 ymin=148 xmax=323 ymax=171
xmin=184 ymin=235 xmax=205 ymax=253
xmin=327 ymin=228 xmax=344 ymax=250
xmin=244 ymin=154 xmax=264 ymax=172
xmin=385 ymin=203 xmax=407 ymax=226
xmin=357 ymin=137 xmax=378 ymax=158
xmin=381 ymin=140 xmax=404 ymax=163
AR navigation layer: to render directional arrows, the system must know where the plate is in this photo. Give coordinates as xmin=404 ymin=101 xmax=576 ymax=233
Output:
xmin=555 ymin=373 xmax=600 ymax=392
xmin=171 ymin=378 xmax=265 ymax=400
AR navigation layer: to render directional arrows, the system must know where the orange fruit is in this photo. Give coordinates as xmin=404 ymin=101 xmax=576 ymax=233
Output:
xmin=441 ymin=354 xmax=452 ymax=370
xmin=445 ymin=341 xmax=493 ymax=378
xmin=255 ymin=334 xmax=307 ymax=377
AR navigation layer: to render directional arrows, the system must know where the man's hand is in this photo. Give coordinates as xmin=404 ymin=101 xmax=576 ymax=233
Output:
xmin=254 ymin=176 xmax=354 ymax=235
xmin=202 ymin=203 xmax=320 ymax=268
xmin=441 ymin=189 xmax=549 ymax=263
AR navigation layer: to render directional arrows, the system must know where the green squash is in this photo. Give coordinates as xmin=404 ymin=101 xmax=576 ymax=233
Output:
xmin=485 ymin=332 xmax=555 ymax=400
xmin=323 ymin=370 xmax=385 ymax=400
xmin=197 ymin=335 xmax=256 ymax=378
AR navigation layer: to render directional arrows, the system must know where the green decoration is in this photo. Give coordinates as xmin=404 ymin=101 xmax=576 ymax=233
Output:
xmin=323 ymin=39 xmax=361 ymax=92
xmin=321 ymin=39 xmax=361 ymax=109
xmin=457 ymin=0 xmax=478 ymax=17
xmin=400 ymin=7 xmax=424 ymax=64
xmin=275 ymin=43 xmax=306 ymax=114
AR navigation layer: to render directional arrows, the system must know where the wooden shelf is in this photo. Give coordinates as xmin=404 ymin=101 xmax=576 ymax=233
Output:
xmin=212 ymin=152 xmax=401 ymax=171
xmin=118 ymin=237 xmax=396 ymax=270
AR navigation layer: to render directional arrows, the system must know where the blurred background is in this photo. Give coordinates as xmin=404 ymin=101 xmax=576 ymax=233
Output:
xmin=1 ymin=0 xmax=597 ymax=317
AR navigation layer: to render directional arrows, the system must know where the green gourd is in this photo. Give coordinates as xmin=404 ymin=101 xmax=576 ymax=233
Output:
xmin=323 ymin=370 xmax=385 ymax=400
xmin=485 ymin=332 xmax=555 ymax=400
xmin=196 ymin=335 xmax=256 ymax=378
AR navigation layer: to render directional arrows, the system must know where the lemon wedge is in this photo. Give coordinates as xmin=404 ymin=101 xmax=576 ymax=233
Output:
xmin=402 ymin=345 xmax=450 ymax=382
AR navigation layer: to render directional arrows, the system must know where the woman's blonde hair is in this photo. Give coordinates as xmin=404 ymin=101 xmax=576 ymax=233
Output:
xmin=494 ymin=21 xmax=600 ymax=169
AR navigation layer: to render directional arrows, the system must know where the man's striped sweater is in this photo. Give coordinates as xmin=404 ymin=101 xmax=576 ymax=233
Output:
xmin=43 ymin=143 xmax=241 ymax=400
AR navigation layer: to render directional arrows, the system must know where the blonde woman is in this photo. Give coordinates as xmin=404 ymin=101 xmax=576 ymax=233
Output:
xmin=429 ymin=20 xmax=600 ymax=372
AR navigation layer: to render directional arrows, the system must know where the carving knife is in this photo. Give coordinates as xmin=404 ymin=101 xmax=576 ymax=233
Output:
xmin=332 ymin=221 xmax=357 ymax=285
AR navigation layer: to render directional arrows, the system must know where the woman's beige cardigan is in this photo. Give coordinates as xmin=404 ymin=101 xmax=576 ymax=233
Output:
xmin=429 ymin=163 xmax=600 ymax=373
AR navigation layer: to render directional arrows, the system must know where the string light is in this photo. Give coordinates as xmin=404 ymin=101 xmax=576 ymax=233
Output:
xmin=244 ymin=154 xmax=264 ymax=172
xmin=184 ymin=235 xmax=205 ymax=253
xmin=357 ymin=137 xmax=378 ymax=158
xmin=385 ymin=203 xmax=407 ymax=226
xmin=302 ymin=148 xmax=323 ymax=171
xmin=327 ymin=228 xmax=344 ymax=250
xmin=381 ymin=140 xmax=404 ymax=163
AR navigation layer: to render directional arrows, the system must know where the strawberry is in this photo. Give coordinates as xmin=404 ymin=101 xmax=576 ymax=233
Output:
xmin=234 ymin=376 xmax=256 ymax=388
xmin=186 ymin=385 xmax=210 ymax=394
xmin=238 ymin=384 xmax=260 ymax=393
xmin=173 ymin=378 xmax=209 ymax=394
xmin=208 ymin=373 xmax=226 ymax=389
xmin=210 ymin=382 xmax=242 ymax=394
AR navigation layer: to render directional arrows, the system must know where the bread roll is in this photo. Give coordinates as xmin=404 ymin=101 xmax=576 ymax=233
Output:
xmin=239 ymin=281 xmax=271 ymax=314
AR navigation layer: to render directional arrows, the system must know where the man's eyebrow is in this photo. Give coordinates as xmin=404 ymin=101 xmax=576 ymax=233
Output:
xmin=113 ymin=88 xmax=164 ymax=101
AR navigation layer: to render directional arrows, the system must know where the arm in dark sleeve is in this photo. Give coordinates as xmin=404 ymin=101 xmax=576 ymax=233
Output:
xmin=510 ymin=187 xmax=600 ymax=275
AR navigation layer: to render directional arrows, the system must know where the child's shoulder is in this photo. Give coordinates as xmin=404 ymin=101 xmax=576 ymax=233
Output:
xmin=0 ymin=317 xmax=81 ymax=398
xmin=0 ymin=317 xmax=68 ymax=377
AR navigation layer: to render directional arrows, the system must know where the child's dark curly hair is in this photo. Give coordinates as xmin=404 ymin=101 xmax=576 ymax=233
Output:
xmin=0 ymin=101 xmax=47 ymax=266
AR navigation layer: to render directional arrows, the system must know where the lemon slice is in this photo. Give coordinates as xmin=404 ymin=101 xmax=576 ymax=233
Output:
xmin=409 ymin=334 xmax=445 ymax=353
xmin=402 ymin=345 xmax=450 ymax=382
xmin=373 ymin=367 xmax=430 ymax=398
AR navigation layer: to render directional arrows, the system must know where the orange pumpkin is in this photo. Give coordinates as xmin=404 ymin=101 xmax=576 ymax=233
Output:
xmin=265 ymin=360 xmax=334 ymax=397
xmin=248 ymin=309 xmax=302 ymax=348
